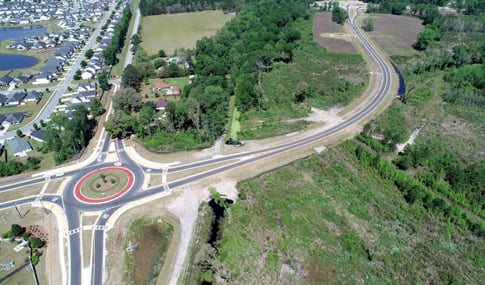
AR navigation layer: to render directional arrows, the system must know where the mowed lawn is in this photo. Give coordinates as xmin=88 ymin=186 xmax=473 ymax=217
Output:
xmin=140 ymin=10 xmax=234 ymax=55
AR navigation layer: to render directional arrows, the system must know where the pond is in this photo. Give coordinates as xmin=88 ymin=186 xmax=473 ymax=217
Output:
xmin=0 ymin=53 xmax=39 ymax=71
xmin=0 ymin=26 xmax=46 ymax=71
xmin=0 ymin=26 xmax=46 ymax=41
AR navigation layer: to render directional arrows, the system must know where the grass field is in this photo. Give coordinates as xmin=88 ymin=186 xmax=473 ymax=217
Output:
xmin=140 ymin=11 xmax=234 ymax=56
xmin=190 ymin=143 xmax=484 ymax=284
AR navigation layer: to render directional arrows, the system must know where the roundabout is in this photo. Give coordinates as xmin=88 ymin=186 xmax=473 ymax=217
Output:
xmin=74 ymin=167 xmax=135 ymax=204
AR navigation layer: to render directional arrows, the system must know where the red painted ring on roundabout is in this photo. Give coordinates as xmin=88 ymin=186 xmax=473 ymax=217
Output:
xmin=74 ymin=167 xmax=135 ymax=204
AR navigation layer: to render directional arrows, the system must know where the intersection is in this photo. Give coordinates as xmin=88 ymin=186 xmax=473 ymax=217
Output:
xmin=0 ymin=6 xmax=394 ymax=285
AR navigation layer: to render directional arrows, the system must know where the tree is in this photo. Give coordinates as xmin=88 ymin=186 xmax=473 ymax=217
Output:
xmin=16 ymin=129 xmax=23 ymax=137
xmin=135 ymin=61 xmax=155 ymax=80
xmin=153 ymin=58 xmax=166 ymax=69
xmin=452 ymin=45 xmax=471 ymax=67
xmin=103 ymin=46 xmax=118 ymax=66
xmin=363 ymin=18 xmax=374 ymax=32
xmin=114 ymin=87 xmax=143 ymax=112
xmin=98 ymin=71 xmax=110 ymax=91
xmin=122 ymin=64 xmax=142 ymax=90
xmin=131 ymin=34 xmax=141 ymax=45
xmin=332 ymin=6 xmax=348 ymax=25
xmin=26 ymin=157 xmax=41 ymax=170
xmin=85 ymin=49 xmax=94 ymax=59
xmin=11 ymin=224 xmax=25 ymax=236
xmin=90 ymin=99 xmax=105 ymax=117
xmin=80 ymin=60 xmax=87 ymax=68
xmin=73 ymin=69 xmax=82 ymax=80
xmin=30 ymin=237 xmax=44 ymax=248
xmin=164 ymin=62 xmax=182 ymax=77
xmin=158 ymin=49 xmax=166 ymax=57
xmin=414 ymin=27 xmax=435 ymax=51
xmin=209 ymin=186 xmax=229 ymax=208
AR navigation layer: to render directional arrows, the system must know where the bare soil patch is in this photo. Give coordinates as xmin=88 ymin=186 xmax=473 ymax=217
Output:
xmin=366 ymin=14 xmax=424 ymax=56
xmin=313 ymin=12 xmax=357 ymax=53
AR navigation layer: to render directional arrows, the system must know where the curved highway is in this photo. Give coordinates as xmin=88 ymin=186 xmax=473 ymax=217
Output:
xmin=0 ymin=6 xmax=393 ymax=285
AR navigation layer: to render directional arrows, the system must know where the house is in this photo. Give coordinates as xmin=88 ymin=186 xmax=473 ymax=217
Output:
xmin=0 ymin=114 xmax=6 ymax=124
xmin=7 ymin=138 xmax=32 ymax=157
xmin=84 ymin=65 xmax=97 ymax=75
xmin=32 ymin=74 xmax=52 ymax=85
xmin=32 ymin=41 xmax=46 ymax=50
xmin=24 ymin=90 xmax=43 ymax=104
xmin=166 ymin=86 xmax=181 ymax=96
xmin=71 ymin=90 xmax=96 ymax=104
xmin=16 ymin=42 xmax=33 ymax=50
xmin=0 ymin=94 xmax=7 ymax=106
xmin=12 ymin=75 xmax=31 ymax=86
xmin=78 ymin=82 xmax=97 ymax=92
xmin=81 ymin=70 xmax=94 ymax=80
xmin=4 ymin=112 xmax=24 ymax=125
xmin=155 ymin=98 xmax=168 ymax=111
xmin=0 ymin=75 xmax=13 ymax=87
xmin=6 ymin=92 xmax=27 ymax=106
xmin=30 ymin=129 xmax=47 ymax=143
xmin=154 ymin=82 xmax=170 ymax=92
xmin=45 ymin=40 xmax=57 ymax=48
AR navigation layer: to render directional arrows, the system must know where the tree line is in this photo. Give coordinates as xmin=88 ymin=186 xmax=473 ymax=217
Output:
xmin=103 ymin=5 xmax=132 ymax=66
xmin=364 ymin=0 xmax=484 ymax=16
xmin=139 ymin=0 xmax=237 ymax=16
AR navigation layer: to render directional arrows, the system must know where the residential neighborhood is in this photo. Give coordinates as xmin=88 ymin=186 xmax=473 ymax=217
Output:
xmin=0 ymin=0 xmax=125 ymax=161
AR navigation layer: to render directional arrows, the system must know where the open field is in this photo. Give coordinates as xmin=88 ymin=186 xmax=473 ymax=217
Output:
xmin=140 ymin=11 xmax=234 ymax=56
xmin=366 ymin=14 xmax=424 ymax=56
xmin=0 ymin=205 xmax=61 ymax=285
xmin=196 ymin=144 xmax=485 ymax=284
xmin=313 ymin=12 xmax=357 ymax=53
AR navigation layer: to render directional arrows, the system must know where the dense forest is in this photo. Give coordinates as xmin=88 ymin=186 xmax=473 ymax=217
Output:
xmin=139 ymin=0 xmax=237 ymax=16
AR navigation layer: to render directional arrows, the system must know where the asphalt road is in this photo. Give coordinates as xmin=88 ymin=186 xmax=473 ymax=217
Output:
xmin=0 ymin=6 xmax=392 ymax=285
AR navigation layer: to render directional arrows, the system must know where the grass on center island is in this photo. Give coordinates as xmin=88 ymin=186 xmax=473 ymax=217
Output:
xmin=80 ymin=169 xmax=129 ymax=199
xmin=140 ymin=10 xmax=234 ymax=56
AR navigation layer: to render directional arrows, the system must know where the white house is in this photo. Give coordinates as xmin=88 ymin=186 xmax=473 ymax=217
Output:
xmin=81 ymin=70 xmax=94 ymax=80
